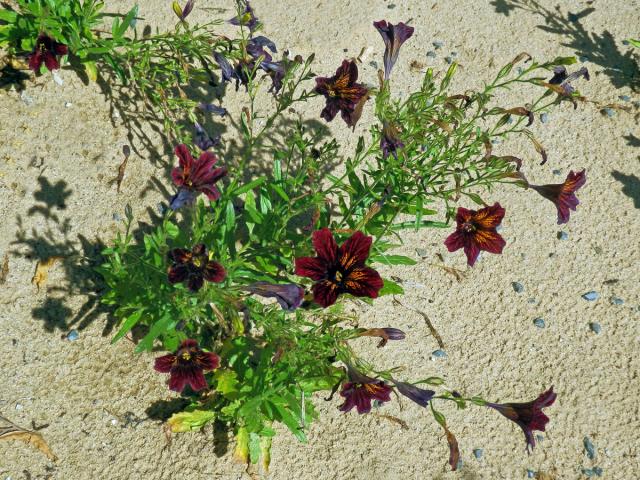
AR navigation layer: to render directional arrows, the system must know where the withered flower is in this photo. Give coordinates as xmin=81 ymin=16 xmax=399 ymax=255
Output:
xmin=244 ymin=281 xmax=305 ymax=311
xmin=359 ymin=327 xmax=406 ymax=347
xmin=315 ymin=60 xmax=369 ymax=128
xmin=380 ymin=121 xmax=404 ymax=159
xmin=373 ymin=20 xmax=415 ymax=79
xmin=529 ymin=169 xmax=586 ymax=224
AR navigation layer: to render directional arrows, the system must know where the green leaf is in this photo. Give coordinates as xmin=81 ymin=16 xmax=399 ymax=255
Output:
xmin=272 ymin=403 xmax=306 ymax=442
xmin=83 ymin=61 xmax=98 ymax=82
xmin=117 ymin=4 xmax=138 ymax=38
xmin=248 ymin=432 xmax=261 ymax=464
xmin=431 ymin=405 xmax=447 ymax=428
xmin=233 ymin=177 xmax=267 ymax=196
xmin=464 ymin=192 xmax=485 ymax=206
xmin=550 ymin=55 xmax=577 ymax=66
xmin=167 ymin=409 xmax=215 ymax=432
xmin=214 ymin=369 xmax=239 ymax=396
xmin=134 ymin=313 xmax=177 ymax=353
xmin=164 ymin=221 xmax=179 ymax=238
xmin=370 ymin=254 xmax=417 ymax=266
xmin=628 ymin=39 xmax=640 ymax=48
xmin=111 ymin=309 xmax=144 ymax=344
xmin=379 ymin=278 xmax=404 ymax=296
xmin=0 ymin=9 xmax=18 ymax=22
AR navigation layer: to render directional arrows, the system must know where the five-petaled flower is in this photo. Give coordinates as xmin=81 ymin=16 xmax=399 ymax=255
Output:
xmin=487 ymin=386 xmax=557 ymax=452
xmin=373 ymin=20 xmax=415 ymax=80
xmin=444 ymin=202 xmax=506 ymax=267
xmin=154 ymin=339 xmax=220 ymax=393
xmin=315 ymin=60 xmax=369 ymax=128
xmin=295 ymin=228 xmax=383 ymax=307
xmin=529 ymin=169 xmax=586 ymax=224
xmin=167 ymin=243 xmax=226 ymax=292
xmin=339 ymin=369 xmax=393 ymax=414
xmin=170 ymin=144 xmax=227 ymax=209
xmin=28 ymin=34 xmax=68 ymax=73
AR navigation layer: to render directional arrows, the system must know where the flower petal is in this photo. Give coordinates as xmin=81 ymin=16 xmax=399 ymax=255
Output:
xmin=154 ymin=354 xmax=176 ymax=373
xmin=444 ymin=230 xmax=464 ymax=252
xmin=203 ymin=261 xmax=226 ymax=283
xmin=462 ymin=241 xmax=481 ymax=267
xmin=472 ymin=229 xmax=506 ymax=254
xmin=339 ymin=231 xmax=372 ymax=270
xmin=294 ymin=257 xmax=328 ymax=281
xmin=343 ymin=266 xmax=383 ymax=299
xmin=187 ymin=274 xmax=204 ymax=292
xmin=312 ymin=228 xmax=338 ymax=264
xmin=168 ymin=248 xmax=192 ymax=264
xmin=43 ymin=52 xmax=60 ymax=71
xmin=197 ymin=351 xmax=220 ymax=371
xmin=167 ymin=263 xmax=189 ymax=284
xmin=474 ymin=203 xmax=505 ymax=229
xmin=312 ymin=280 xmax=340 ymax=307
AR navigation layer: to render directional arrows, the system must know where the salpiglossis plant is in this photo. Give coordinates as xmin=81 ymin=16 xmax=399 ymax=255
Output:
xmin=4 ymin=0 xmax=590 ymax=472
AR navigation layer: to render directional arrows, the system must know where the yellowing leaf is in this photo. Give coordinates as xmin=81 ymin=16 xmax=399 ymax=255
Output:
xmin=84 ymin=61 xmax=98 ymax=82
xmin=167 ymin=409 xmax=215 ymax=433
xmin=214 ymin=369 xmax=239 ymax=396
xmin=32 ymin=256 xmax=64 ymax=291
xmin=0 ymin=416 xmax=57 ymax=461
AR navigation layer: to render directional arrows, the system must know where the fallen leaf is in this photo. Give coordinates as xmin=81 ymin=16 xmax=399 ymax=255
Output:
xmin=116 ymin=145 xmax=131 ymax=193
xmin=444 ymin=424 xmax=460 ymax=471
xmin=0 ymin=253 xmax=8 ymax=284
xmin=0 ymin=416 xmax=57 ymax=461
xmin=374 ymin=413 xmax=409 ymax=430
xmin=31 ymin=256 xmax=64 ymax=291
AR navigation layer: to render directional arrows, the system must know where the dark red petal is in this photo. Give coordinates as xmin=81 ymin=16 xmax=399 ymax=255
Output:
xmin=28 ymin=52 xmax=43 ymax=72
xmin=338 ymin=231 xmax=372 ymax=270
xmin=187 ymin=274 xmax=204 ymax=292
xmin=463 ymin=241 xmax=481 ymax=267
xmin=168 ymin=370 xmax=188 ymax=392
xmin=185 ymin=369 xmax=208 ymax=391
xmin=198 ymin=352 xmax=220 ymax=371
xmin=474 ymin=202 xmax=506 ymax=229
xmin=312 ymin=280 xmax=340 ymax=307
xmin=312 ymin=228 xmax=338 ymax=264
xmin=535 ymin=387 xmax=557 ymax=409
xmin=454 ymin=207 xmax=475 ymax=226
xmin=171 ymin=166 xmax=185 ymax=187
xmin=444 ymin=230 xmax=464 ymax=252
xmin=343 ymin=266 xmax=383 ymax=299
xmin=198 ymin=184 xmax=221 ymax=201
xmin=203 ymin=261 xmax=226 ymax=283
xmin=294 ymin=257 xmax=328 ymax=281
xmin=320 ymin=102 xmax=339 ymax=122
xmin=168 ymin=248 xmax=192 ymax=264
xmin=472 ymin=229 xmax=506 ymax=254
xmin=43 ymin=52 xmax=59 ymax=71
xmin=167 ymin=264 xmax=189 ymax=283
xmin=174 ymin=144 xmax=193 ymax=172
xmin=354 ymin=389 xmax=373 ymax=414
xmin=314 ymin=76 xmax=330 ymax=95
xmin=54 ymin=43 xmax=68 ymax=55
xmin=180 ymin=339 xmax=199 ymax=349
xmin=154 ymin=354 xmax=176 ymax=373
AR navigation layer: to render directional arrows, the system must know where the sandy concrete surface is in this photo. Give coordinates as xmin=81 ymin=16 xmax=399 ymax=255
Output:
xmin=1 ymin=0 xmax=639 ymax=478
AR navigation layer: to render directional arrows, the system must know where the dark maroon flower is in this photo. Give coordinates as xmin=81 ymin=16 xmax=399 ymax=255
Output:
xmin=295 ymin=228 xmax=383 ymax=308
xmin=380 ymin=121 xmax=404 ymax=159
xmin=171 ymin=144 xmax=227 ymax=204
xmin=28 ymin=34 xmax=68 ymax=73
xmin=228 ymin=1 xmax=259 ymax=32
xmin=315 ymin=60 xmax=369 ymax=128
xmin=444 ymin=202 xmax=506 ymax=266
xmin=359 ymin=327 xmax=406 ymax=347
xmin=339 ymin=369 xmax=392 ymax=414
xmin=167 ymin=243 xmax=226 ymax=292
xmin=488 ymin=387 xmax=557 ymax=452
xmin=373 ymin=20 xmax=414 ymax=80
xmin=154 ymin=339 xmax=220 ymax=393
xmin=244 ymin=281 xmax=305 ymax=311
xmin=529 ymin=169 xmax=586 ymax=224
xmin=393 ymin=380 xmax=435 ymax=408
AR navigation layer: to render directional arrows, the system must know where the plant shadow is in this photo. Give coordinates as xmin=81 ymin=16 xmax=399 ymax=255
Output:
xmin=611 ymin=169 xmax=640 ymax=209
xmin=491 ymin=0 xmax=639 ymax=91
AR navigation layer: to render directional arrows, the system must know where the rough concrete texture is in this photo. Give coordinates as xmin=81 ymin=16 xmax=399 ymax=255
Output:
xmin=1 ymin=0 xmax=639 ymax=479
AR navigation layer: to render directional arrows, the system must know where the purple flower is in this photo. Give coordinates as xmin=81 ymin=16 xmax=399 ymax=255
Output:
xmin=244 ymin=281 xmax=305 ymax=311
xmin=315 ymin=60 xmax=369 ymax=128
xmin=197 ymin=103 xmax=227 ymax=116
xmin=392 ymin=380 xmax=435 ymax=407
xmin=339 ymin=368 xmax=392 ymax=414
xmin=193 ymin=122 xmax=221 ymax=151
xmin=547 ymin=66 xmax=590 ymax=107
xmin=169 ymin=187 xmax=198 ymax=211
xmin=380 ymin=122 xmax=404 ymax=159
xmin=28 ymin=34 xmax=68 ymax=73
xmin=359 ymin=327 xmax=406 ymax=347
xmin=373 ymin=20 xmax=415 ymax=79
xmin=529 ymin=169 xmax=586 ymax=224
xmin=228 ymin=1 xmax=259 ymax=32
xmin=171 ymin=144 xmax=227 ymax=203
xmin=172 ymin=0 xmax=195 ymax=21
xmin=488 ymin=387 xmax=557 ymax=452
xmin=154 ymin=339 xmax=220 ymax=392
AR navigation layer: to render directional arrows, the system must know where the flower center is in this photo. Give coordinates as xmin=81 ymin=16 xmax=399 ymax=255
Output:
xmin=192 ymin=257 xmax=203 ymax=268
xmin=335 ymin=270 xmax=343 ymax=282
xmin=462 ymin=221 xmax=476 ymax=233
xmin=181 ymin=352 xmax=191 ymax=361
xmin=327 ymin=86 xmax=337 ymax=97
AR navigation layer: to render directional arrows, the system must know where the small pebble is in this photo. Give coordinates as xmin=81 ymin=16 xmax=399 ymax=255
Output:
xmin=111 ymin=418 xmax=118 ymax=426
xmin=603 ymin=107 xmax=615 ymax=118
xmin=387 ymin=3 xmax=396 ymax=8
xmin=112 ymin=213 xmax=122 ymax=222
xmin=582 ymin=291 xmax=600 ymax=301
xmin=633 ymin=101 xmax=640 ymax=108
xmin=528 ymin=298 xmax=536 ymax=304
xmin=552 ymin=169 xmax=562 ymax=175
xmin=592 ymin=467 xmax=603 ymax=476
xmin=589 ymin=322 xmax=602 ymax=334
xmin=369 ymin=60 xmax=378 ymax=69
xmin=157 ymin=202 xmax=165 ymax=214
xmin=64 ymin=101 xmax=72 ymax=108
xmin=540 ymin=112 xmax=549 ymax=123
xmin=372 ymin=399 xmax=383 ymax=408
xmin=491 ymin=138 xmax=501 ymax=144
xmin=426 ymin=51 xmax=437 ymax=59
xmin=506 ymin=116 xmax=514 ymax=124
xmin=533 ymin=318 xmax=545 ymax=329
xmin=526 ymin=470 xmax=536 ymax=478
xmin=579 ymin=55 xmax=589 ymax=62
xmin=622 ymin=39 xmax=630 ymax=45
xmin=456 ymin=459 xmax=463 ymax=470
xmin=516 ymin=66 xmax=523 ymax=75
xmin=432 ymin=349 xmax=447 ymax=358
xmin=496 ymin=224 xmax=503 ymax=232
xmin=582 ymin=468 xmax=595 ymax=477
xmin=66 ymin=329 xmax=79 ymax=341
xmin=619 ymin=95 xmax=631 ymax=102
xmin=536 ymin=434 xmax=544 ymax=442
xmin=20 ymin=91 xmax=34 ymax=106
xmin=512 ymin=282 xmax=524 ymax=293
xmin=584 ymin=436 xmax=596 ymax=459
xmin=473 ymin=448 xmax=483 ymax=460
xmin=557 ymin=231 xmax=569 ymax=240
xmin=444 ymin=56 xmax=453 ymax=64
xmin=52 ymin=70 xmax=64 ymax=86
xmin=415 ymin=248 xmax=428 ymax=258
xmin=15 ymin=403 xmax=23 ymax=411
xmin=610 ymin=297 xmax=624 ymax=305
xmin=433 ymin=41 xmax=444 ymax=49
xmin=450 ymin=51 xmax=458 ymax=58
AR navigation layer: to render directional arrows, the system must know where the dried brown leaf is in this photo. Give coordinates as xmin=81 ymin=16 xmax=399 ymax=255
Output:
xmin=374 ymin=413 xmax=409 ymax=430
xmin=444 ymin=424 xmax=460 ymax=471
xmin=116 ymin=145 xmax=131 ymax=193
xmin=0 ymin=253 xmax=8 ymax=285
xmin=31 ymin=256 xmax=64 ymax=291
xmin=0 ymin=416 xmax=57 ymax=461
